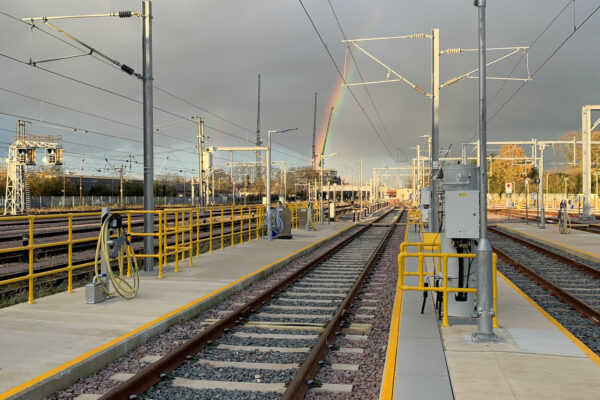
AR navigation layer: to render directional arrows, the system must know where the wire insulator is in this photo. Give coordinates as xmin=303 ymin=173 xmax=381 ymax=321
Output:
xmin=443 ymin=77 xmax=459 ymax=87
xmin=118 ymin=11 xmax=132 ymax=18
xmin=414 ymin=86 xmax=427 ymax=96
xmin=447 ymin=48 xmax=463 ymax=54
xmin=410 ymin=33 xmax=426 ymax=39
xmin=121 ymin=64 xmax=134 ymax=75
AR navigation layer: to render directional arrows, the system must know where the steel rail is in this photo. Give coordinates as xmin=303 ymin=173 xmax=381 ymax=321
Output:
xmin=489 ymin=227 xmax=600 ymax=279
xmin=490 ymin=232 xmax=600 ymax=325
xmin=282 ymin=209 xmax=402 ymax=399
xmin=98 ymin=207 xmax=400 ymax=400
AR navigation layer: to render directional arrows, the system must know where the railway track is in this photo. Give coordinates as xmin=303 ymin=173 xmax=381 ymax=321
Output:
xmin=489 ymin=227 xmax=600 ymax=355
xmin=96 ymin=207 xmax=402 ymax=400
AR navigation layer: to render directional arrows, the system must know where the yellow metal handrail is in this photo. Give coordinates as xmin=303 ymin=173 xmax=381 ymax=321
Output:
xmin=160 ymin=204 xmax=267 ymax=277
xmin=0 ymin=202 xmax=319 ymax=303
xmin=398 ymin=249 xmax=498 ymax=328
xmin=406 ymin=209 xmax=426 ymax=233
xmin=0 ymin=209 xmax=163 ymax=303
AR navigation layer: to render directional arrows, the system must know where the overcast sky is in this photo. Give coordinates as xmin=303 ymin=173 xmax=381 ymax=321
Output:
xmin=1 ymin=0 xmax=598 ymax=184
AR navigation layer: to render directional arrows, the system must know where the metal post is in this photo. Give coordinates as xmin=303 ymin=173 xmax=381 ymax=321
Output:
xmin=62 ymin=174 xmax=66 ymax=208
xmin=373 ymin=168 xmax=376 ymax=201
xmin=142 ymin=0 xmax=154 ymax=271
xmin=191 ymin=176 xmax=195 ymax=204
xmin=79 ymin=175 xmax=82 ymax=206
xmin=594 ymin=172 xmax=598 ymax=210
xmin=197 ymin=117 xmax=205 ymax=207
xmin=283 ymin=163 xmax=287 ymax=202
xmin=573 ymin=135 xmax=577 ymax=166
xmin=230 ymin=151 xmax=234 ymax=205
xmin=582 ymin=107 xmax=592 ymax=218
xmin=525 ymin=178 xmax=529 ymax=224
xmin=412 ymin=158 xmax=416 ymax=205
xmin=320 ymin=156 xmax=324 ymax=224
xmin=266 ymin=132 xmax=272 ymax=241
xmin=312 ymin=92 xmax=317 ymax=168
xmin=119 ymin=167 xmax=123 ymax=208
xmin=474 ymin=0 xmax=497 ymax=341
xmin=539 ymin=144 xmax=546 ymax=228
xmin=360 ymin=160 xmax=363 ymax=216
xmin=256 ymin=74 xmax=261 ymax=181
xmin=416 ymin=145 xmax=421 ymax=191
xmin=430 ymin=28 xmax=440 ymax=233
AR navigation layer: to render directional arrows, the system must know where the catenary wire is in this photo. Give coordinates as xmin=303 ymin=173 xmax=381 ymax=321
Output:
xmin=297 ymin=0 xmax=396 ymax=161
xmin=1 ymin=10 xmax=318 ymax=167
xmin=326 ymin=0 xmax=397 ymax=153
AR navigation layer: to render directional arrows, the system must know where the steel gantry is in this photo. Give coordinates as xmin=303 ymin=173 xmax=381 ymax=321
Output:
xmin=372 ymin=166 xmax=412 ymax=200
xmin=342 ymin=30 xmax=529 ymax=233
xmin=4 ymin=120 xmax=63 ymax=215
xmin=461 ymin=135 xmax=600 ymax=226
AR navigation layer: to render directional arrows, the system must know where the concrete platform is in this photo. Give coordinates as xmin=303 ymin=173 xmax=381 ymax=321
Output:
xmin=442 ymin=270 xmax=600 ymax=400
xmin=494 ymin=221 xmax=600 ymax=263
xmin=388 ymin=223 xmax=600 ymax=400
xmin=391 ymin=229 xmax=453 ymax=400
xmin=0 ymin=221 xmax=353 ymax=400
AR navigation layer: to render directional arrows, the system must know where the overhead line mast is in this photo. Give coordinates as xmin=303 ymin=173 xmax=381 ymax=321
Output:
xmin=312 ymin=92 xmax=317 ymax=168
xmin=256 ymin=74 xmax=261 ymax=181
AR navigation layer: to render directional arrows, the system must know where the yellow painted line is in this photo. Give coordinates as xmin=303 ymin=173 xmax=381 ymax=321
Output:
xmin=498 ymin=225 xmax=600 ymax=263
xmin=380 ymin=221 xmax=409 ymax=399
xmin=0 ymin=223 xmax=355 ymax=400
xmin=497 ymin=271 xmax=600 ymax=368
xmin=379 ymin=283 xmax=403 ymax=400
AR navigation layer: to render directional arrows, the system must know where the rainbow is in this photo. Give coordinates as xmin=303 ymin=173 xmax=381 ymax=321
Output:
xmin=315 ymin=8 xmax=382 ymax=158
xmin=315 ymin=68 xmax=354 ymax=157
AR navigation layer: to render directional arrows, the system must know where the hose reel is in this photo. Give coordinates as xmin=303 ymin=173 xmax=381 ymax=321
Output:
xmin=87 ymin=208 xmax=139 ymax=303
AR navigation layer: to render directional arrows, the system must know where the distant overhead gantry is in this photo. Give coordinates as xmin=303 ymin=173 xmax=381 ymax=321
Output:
xmin=340 ymin=29 xmax=529 ymax=233
xmin=4 ymin=120 xmax=63 ymax=215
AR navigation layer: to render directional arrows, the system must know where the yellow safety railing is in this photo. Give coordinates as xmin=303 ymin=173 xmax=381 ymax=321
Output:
xmin=0 ymin=209 xmax=163 ymax=304
xmin=398 ymin=246 xmax=498 ymax=327
xmin=0 ymin=202 xmax=325 ymax=303
xmin=160 ymin=204 xmax=266 ymax=277
xmin=406 ymin=209 xmax=427 ymax=233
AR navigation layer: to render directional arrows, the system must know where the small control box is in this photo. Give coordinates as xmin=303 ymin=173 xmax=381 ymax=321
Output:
xmin=85 ymin=280 xmax=104 ymax=304
xmin=445 ymin=190 xmax=479 ymax=238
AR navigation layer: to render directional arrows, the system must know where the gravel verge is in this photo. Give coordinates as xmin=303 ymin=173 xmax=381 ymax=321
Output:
xmin=305 ymin=219 xmax=405 ymax=400
xmin=46 ymin=225 xmax=361 ymax=400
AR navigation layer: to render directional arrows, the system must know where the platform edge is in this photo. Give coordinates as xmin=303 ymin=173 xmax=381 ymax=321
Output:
xmin=0 ymin=224 xmax=355 ymax=400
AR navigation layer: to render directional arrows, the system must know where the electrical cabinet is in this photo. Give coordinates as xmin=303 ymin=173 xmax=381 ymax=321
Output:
xmin=419 ymin=187 xmax=430 ymax=223
xmin=445 ymin=190 xmax=479 ymax=238
xmin=203 ymin=151 xmax=213 ymax=172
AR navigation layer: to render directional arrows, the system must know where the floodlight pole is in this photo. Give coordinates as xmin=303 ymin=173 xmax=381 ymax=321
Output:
xmin=539 ymin=143 xmax=546 ymax=228
xmin=197 ymin=117 xmax=205 ymax=207
xmin=142 ymin=0 xmax=154 ymax=272
xmin=474 ymin=0 xmax=496 ymax=341
xmin=431 ymin=28 xmax=440 ymax=233
xmin=582 ymin=106 xmax=600 ymax=219
xmin=360 ymin=160 xmax=364 ymax=216
xmin=267 ymin=128 xmax=297 ymax=241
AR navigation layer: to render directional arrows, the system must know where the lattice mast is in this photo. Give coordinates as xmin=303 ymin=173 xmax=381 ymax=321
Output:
xmin=3 ymin=120 xmax=63 ymax=215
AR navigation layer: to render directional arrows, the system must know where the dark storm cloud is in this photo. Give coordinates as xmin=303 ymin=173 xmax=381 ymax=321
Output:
xmin=1 ymin=0 xmax=598 ymax=179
